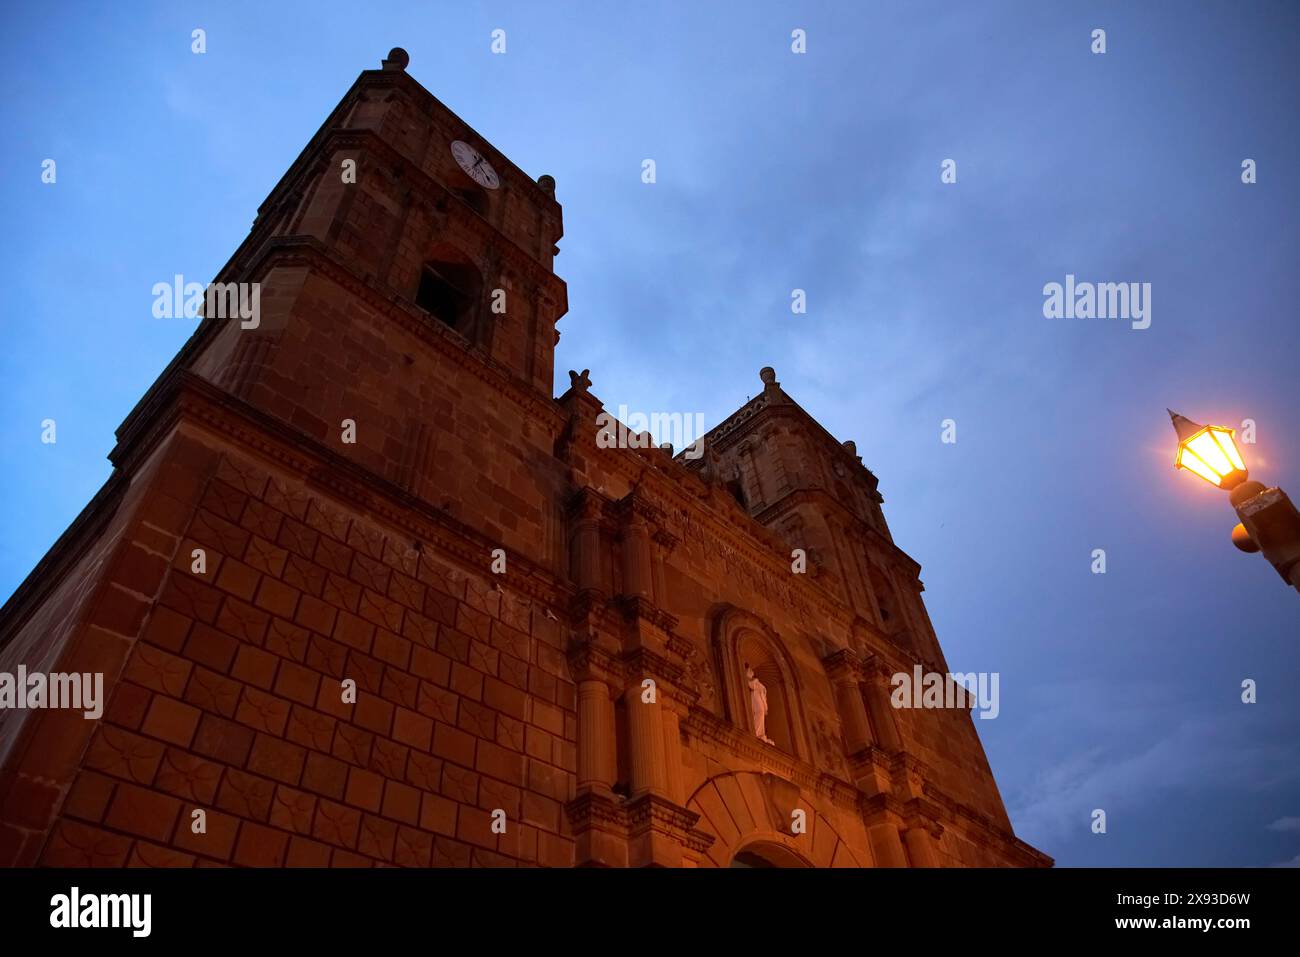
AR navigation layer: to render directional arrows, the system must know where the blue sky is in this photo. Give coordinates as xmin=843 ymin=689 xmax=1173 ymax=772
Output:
xmin=2 ymin=1 xmax=1297 ymax=866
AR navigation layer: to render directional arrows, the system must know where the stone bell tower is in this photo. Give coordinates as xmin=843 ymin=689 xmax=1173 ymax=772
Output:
xmin=683 ymin=367 xmax=946 ymax=669
xmin=0 ymin=49 xmax=582 ymax=868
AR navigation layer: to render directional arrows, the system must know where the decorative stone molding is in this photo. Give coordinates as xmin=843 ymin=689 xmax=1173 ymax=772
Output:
xmin=902 ymin=797 xmax=947 ymax=841
xmin=822 ymin=647 xmax=864 ymax=680
xmin=566 ymin=791 xmax=714 ymax=866
xmin=614 ymin=595 xmax=678 ymax=633
xmin=619 ymin=646 xmax=689 ymax=692
xmin=566 ymin=637 xmax=623 ymax=686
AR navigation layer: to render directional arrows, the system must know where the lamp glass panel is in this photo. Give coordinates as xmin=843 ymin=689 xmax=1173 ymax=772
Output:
xmin=1186 ymin=430 xmax=1233 ymax=478
xmin=1209 ymin=427 xmax=1246 ymax=471
xmin=1177 ymin=445 xmax=1225 ymax=486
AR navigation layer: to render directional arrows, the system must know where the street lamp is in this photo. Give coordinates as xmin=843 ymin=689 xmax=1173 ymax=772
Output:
xmin=1169 ymin=412 xmax=1248 ymax=489
xmin=1168 ymin=410 xmax=1300 ymax=594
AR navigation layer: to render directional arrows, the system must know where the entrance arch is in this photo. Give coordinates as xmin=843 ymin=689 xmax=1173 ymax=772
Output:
xmin=686 ymin=770 xmax=868 ymax=868
xmin=730 ymin=841 xmax=813 ymax=868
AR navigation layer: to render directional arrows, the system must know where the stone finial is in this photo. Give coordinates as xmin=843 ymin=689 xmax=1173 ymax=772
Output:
xmin=759 ymin=367 xmax=777 ymax=386
xmin=843 ymin=440 xmax=857 ymax=456
xmin=382 ymin=48 xmax=410 ymax=71
xmin=568 ymin=368 xmax=592 ymax=393
xmin=537 ymin=174 xmax=556 ymax=194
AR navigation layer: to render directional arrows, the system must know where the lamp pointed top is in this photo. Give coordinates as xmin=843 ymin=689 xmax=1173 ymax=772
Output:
xmin=1168 ymin=409 xmax=1204 ymax=443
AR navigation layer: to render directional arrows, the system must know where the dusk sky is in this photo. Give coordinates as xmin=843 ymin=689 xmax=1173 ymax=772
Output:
xmin=2 ymin=1 xmax=1297 ymax=867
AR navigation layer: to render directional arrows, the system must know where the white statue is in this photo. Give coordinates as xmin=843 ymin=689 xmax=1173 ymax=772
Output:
xmin=746 ymin=666 xmax=775 ymax=745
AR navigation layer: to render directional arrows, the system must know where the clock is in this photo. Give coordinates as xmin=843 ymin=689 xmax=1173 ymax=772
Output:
xmin=450 ymin=140 xmax=500 ymax=190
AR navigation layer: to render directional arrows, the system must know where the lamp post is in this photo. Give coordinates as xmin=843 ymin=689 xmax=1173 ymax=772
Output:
xmin=1169 ymin=410 xmax=1300 ymax=594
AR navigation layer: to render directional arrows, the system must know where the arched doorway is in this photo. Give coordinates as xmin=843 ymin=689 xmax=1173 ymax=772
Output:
xmin=688 ymin=770 xmax=868 ymax=868
xmin=730 ymin=841 xmax=812 ymax=868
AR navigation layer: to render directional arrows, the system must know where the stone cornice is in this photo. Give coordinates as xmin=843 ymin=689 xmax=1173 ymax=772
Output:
xmin=650 ymin=527 xmax=679 ymax=551
xmin=613 ymin=595 xmax=679 ymax=635
xmin=565 ymin=791 xmax=715 ymax=856
xmin=566 ymin=486 xmax=611 ymax=525
xmin=566 ymin=636 xmax=695 ymax=701
xmin=625 ymin=792 xmax=703 ymax=837
xmin=608 ymin=490 xmax=664 ymax=527
xmin=565 ymin=637 xmax=623 ymax=685
xmin=858 ymin=791 xmax=910 ymax=821
xmin=619 ymin=647 xmax=688 ymax=691
xmin=901 ymin=797 xmax=947 ymax=840
xmin=565 ymin=791 xmax=627 ymax=831
xmin=665 ymin=631 xmax=694 ymax=662
xmin=846 ymin=744 xmax=894 ymax=779
xmin=567 ymin=590 xmax=613 ymax=624
xmin=821 ymin=647 xmax=863 ymax=680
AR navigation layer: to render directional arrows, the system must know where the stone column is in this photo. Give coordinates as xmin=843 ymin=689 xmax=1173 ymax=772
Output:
xmin=824 ymin=652 xmax=872 ymax=753
xmin=660 ymin=706 xmax=685 ymax=805
xmin=868 ymin=822 xmax=909 ymax=868
xmin=650 ymin=530 xmax=676 ymax=607
xmin=576 ymin=679 xmax=615 ymax=793
xmin=573 ymin=495 xmax=604 ymax=595
xmin=625 ymin=683 xmax=668 ymax=797
xmin=902 ymin=826 xmax=940 ymax=868
xmin=621 ymin=510 xmax=653 ymax=599
xmin=865 ymin=671 xmax=903 ymax=753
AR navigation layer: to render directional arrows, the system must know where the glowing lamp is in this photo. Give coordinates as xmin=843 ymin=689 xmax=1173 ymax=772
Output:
xmin=1168 ymin=410 xmax=1248 ymax=490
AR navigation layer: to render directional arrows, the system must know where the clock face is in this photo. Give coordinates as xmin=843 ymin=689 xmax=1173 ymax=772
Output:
xmin=450 ymin=140 xmax=499 ymax=190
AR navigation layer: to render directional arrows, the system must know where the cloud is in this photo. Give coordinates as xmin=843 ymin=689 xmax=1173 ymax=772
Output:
xmin=1007 ymin=712 xmax=1300 ymax=849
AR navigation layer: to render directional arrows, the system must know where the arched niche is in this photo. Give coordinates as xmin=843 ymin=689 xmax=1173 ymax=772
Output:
xmin=710 ymin=606 xmax=810 ymax=760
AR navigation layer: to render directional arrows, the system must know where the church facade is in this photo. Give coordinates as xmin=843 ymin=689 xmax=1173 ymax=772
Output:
xmin=0 ymin=50 xmax=1049 ymax=868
